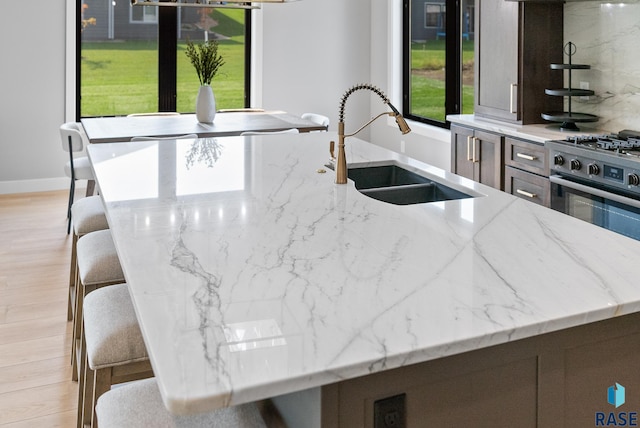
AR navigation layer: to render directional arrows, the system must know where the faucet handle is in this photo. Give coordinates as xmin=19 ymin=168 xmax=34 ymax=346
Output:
xmin=329 ymin=140 xmax=336 ymax=160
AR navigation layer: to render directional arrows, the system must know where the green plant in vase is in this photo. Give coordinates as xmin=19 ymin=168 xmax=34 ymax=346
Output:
xmin=185 ymin=39 xmax=225 ymax=123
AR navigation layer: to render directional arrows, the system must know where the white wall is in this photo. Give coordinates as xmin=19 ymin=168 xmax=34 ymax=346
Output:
xmin=0 ymin=0 xmax=453 ymax=194
xmin=256 ymin=0 xmax=373 ymax=137
xmin=256 ymin=0 xmax=452 ymax=171
xmin=0 ymin=0 xmax=70 ymax=194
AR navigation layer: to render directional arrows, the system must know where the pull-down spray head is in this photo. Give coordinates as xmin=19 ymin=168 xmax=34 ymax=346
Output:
xmin=335 ymin=84 xmax=411 ymax=184
xmin=387 ymin=102 xmax=411 ymax=135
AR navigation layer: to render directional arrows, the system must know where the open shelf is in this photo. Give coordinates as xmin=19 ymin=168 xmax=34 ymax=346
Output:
xmin=542 ymin=42 xmax=599 ymax=131
xmin=550 ymin=64 xmax=590 ymax=70
xmin=545 ymin=88 xmax=594 ymax=97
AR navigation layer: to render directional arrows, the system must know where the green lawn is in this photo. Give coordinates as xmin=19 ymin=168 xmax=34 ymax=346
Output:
xmin=410 ymin=39 xmax=474 ymax=70
xmin=81 ymin=9 xmax=246 ymax=117
xmin=409 ymin=39 xmax=475 ymax=122
xmin=82 ymin=16 xmax=474 ymax=121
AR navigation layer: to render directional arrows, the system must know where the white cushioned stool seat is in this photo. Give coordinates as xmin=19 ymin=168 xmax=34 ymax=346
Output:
xmin=68 ymin=195 xmax=109 ymax=322
xmin=79 ymin=283 xmax=153 ymax=428
xmin=96 ymin=378 xmax=268 ymax=428
xmin=84 ymin=283 xmax=148 ymax=369
xmin=71 ymin=196 xmax=108 ymax=236
xmin=72 ymin=229 xmax=126 ymax=383
xmin=77 ymin=230 xmax=125 ymax=287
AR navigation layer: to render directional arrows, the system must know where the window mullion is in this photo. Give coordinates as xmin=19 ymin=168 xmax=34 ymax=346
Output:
xmin=158 ymin=3 xmax=177 ymax=112
xmin=445 ymin=0 xmax=461 ymax=118
xmin=402 ymin=0 xmax=411 ymax=120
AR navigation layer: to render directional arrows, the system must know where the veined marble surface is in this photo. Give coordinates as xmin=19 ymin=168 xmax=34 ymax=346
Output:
xmin=88 ymin=133 xmax=640 ymax=415
xmin=564 ymin=3 xmax=640 ymax=132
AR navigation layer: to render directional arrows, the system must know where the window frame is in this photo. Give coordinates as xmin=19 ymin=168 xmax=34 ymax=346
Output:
xmin=75 ymin=1 xmax=251 ymax=120
xmin=130 ymin=4 xmax=158 ymax=24
xmin=402 ymin=0 xmax=463 ymax=130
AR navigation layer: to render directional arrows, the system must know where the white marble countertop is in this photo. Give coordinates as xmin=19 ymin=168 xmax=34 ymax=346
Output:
xmin=447 ymin=114 xmax=611 ymax=144
xmin=88 ymin=132 xmax=640 ymax=416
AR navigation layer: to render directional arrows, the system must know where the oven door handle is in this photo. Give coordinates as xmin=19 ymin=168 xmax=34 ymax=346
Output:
xmin=550 ymin=175 xmax=640 ymax=210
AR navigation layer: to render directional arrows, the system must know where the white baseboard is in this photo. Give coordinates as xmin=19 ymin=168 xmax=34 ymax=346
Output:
xmin=0 ymin=177 xmax=87 ymax=195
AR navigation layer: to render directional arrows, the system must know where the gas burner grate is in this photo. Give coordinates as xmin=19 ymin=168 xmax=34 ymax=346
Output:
xmin=560 ymin=134 xmax=640 ymax=152
xmin=595 ymin=137 xmax=640 ymax=151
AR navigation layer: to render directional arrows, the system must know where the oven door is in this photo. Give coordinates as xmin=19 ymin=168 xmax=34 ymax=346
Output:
xmin=550 ymin=175 xmax=640 ymax=241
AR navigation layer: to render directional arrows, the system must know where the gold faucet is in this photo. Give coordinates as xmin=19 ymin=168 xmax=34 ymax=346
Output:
xmin=334 ymin=84 xmax=411 ymax=184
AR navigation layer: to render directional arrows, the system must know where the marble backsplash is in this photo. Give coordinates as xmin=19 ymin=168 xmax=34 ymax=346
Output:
xmin=563 ymin=3 xmax=640 ymax=132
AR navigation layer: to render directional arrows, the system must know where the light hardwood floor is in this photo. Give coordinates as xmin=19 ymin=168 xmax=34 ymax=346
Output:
xmin=0 ymin=190 xmax=77 ymax=427
xmin=0 ymin=190 xmax=287 ymax=428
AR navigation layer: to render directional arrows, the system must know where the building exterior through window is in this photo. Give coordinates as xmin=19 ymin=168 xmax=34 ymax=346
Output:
xmin=79 ymin=0 xmax=248 ymax=118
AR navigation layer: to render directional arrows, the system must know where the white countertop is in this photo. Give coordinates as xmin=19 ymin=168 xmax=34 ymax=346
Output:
xmin=88 ymin=132 xmax=640 ymax=415
xmin=447 ymin=114 xmax=611 ymax=144
xmin=81 ymin=111 xmax=324 ymax=143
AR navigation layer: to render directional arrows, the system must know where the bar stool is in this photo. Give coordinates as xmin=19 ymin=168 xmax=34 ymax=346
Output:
xmin=61 ymin=122 xmax=96 ymax=234
xmin=68 ymin=196 xmax=109 ymax=322
xmin=95 ymin=378 xmax=268 ymax=428
xmin=72 ymin=230 xmax=125 ymax=382
xmin=80 ymin=283 xmax=154 ymax=428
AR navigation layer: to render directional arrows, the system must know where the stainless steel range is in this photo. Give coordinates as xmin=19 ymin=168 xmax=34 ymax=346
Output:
xmin=546 ymin=130 xmax=640 ymax=241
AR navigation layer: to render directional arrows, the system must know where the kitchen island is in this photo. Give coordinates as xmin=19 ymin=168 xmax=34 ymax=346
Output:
xmin=88 ymin=132 xmax=640 ymax=427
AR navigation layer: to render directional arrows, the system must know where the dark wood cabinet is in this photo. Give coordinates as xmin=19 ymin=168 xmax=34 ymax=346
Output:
xmin=505 ymin=166 xmax=550 ymax=207
xmin=451 ymin=124 xmax=503 ymax=190
xmin=451 ymin=126 xmax=552 ymax=206
xmin=474 ymin=0 xmax=564 ymax=124
xmin=322 ymin=312 xmax=640 ymax=428
xmin=504 ymin=137 xmax=550 ymax=207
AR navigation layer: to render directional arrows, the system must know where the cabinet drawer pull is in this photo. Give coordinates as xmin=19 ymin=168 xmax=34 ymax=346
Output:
xmin=472 ymin=137 xmax=478 ymax=163
xmin=516 ymin=189 xmax=537 ymax=198
xmin=510 ymin=83 xmax=518 ymax=114
xmin=516 ymin=153 xmax=536 ymax=161
xmin=466 ymin=136 xmax=473 ymax=161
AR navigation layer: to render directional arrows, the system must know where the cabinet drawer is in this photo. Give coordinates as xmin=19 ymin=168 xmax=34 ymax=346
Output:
xmin=505 ymin=166 xmax=550 ymax=207
xmin=505 ymin=137 xmax=547 ymax=176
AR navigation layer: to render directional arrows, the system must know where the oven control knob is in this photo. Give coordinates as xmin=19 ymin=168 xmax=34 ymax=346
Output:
xmin=587 ymin=163 xmax=600 ymax=176
xmin=554 ymin=155 xmax=565 ymax=166
xmin=570 ymin=159 xmax=582 ymax=171
xmin=629 ymin=173 xmax=640 ymax=186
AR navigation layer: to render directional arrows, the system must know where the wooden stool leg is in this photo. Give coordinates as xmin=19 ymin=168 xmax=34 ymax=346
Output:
xmin=68 ymin=233 xmax=78 ymax=321
xmin=81 ymin=364 xmax=96 ymax=428
xmin=71 ymin=281 xmax=88 ymax=381
xmin=86 ymin=180 xmax=96 ymax=197
xmin=77 ymin=336 xmax=90 ymax=428
xmin=92 ymin=368 xmax=112 ymax=428
xmin=77 ymin=315 xmax=87 ymax=407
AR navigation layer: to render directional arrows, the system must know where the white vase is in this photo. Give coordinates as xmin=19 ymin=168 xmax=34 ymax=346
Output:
xmin=196 ymin=85 xmax=216 ymax=124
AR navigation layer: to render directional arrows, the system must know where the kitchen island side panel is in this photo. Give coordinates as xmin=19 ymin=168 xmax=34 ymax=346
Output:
xmin=324 ymin=311 xmax=640 ymax=427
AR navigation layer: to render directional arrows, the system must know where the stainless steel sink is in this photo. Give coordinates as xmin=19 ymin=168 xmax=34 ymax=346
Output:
xmin=347 ymin=164 xmax=430 ymax=189
xmin=347 ymin=163 xmax=476 ymax=205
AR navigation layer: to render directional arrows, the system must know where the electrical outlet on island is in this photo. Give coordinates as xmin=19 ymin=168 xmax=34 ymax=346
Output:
xmin=374 ymin=393 xmax=406 ymax=428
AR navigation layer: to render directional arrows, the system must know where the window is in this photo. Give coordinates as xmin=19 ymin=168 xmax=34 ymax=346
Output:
xmin=403 ymin=0 xmax=474 ymax=128
xmin=424 ymin=4 xmax=444 ymax=29
xmin=131 ymin=5 xmax=158 ymax=24
xmin=78 ymin=1 xmax=249 ymax=118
